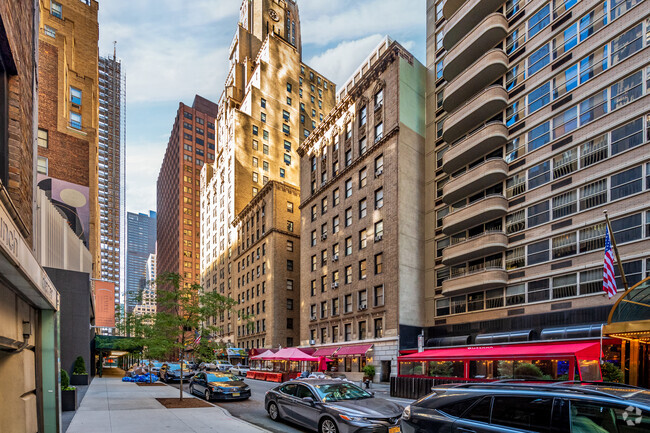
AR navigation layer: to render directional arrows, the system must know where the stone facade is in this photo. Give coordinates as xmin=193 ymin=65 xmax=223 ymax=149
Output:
xmin=297 ymin=39 xmax=426 ymax=380
xmin=200 ymin=0 xmax=335 ymax=350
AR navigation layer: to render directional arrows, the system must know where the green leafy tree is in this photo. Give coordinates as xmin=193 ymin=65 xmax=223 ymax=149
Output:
xmin=153 ymin=272 xmax=238 ymax=400
xmin=601 ymin=361 xmax=624 ymax=383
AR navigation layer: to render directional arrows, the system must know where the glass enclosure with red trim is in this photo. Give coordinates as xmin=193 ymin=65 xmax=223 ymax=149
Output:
xmin=398 ymin=341 xmax=605 ymax=382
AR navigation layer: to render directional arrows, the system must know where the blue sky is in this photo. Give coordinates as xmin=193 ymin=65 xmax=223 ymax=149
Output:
xmin=98 ymin=0 xmax=426 ymax=214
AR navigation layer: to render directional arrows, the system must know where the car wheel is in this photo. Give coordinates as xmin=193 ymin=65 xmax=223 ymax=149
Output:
xmin=319 ymin=418 xmax=339 ymax=433
xmin=268 ymin=402 xmax=280 ymax=421
xmin=204 ymin=390 xmax=211 ymax=401
xmin=189 ymin=385 xmax=194 ymax=395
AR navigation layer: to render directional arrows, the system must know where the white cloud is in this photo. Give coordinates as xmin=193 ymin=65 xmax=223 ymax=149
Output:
xmin=307 ymin=34 xmax=386 ymax=86
xmin=125 ymin=139 xmax=167 ymax=213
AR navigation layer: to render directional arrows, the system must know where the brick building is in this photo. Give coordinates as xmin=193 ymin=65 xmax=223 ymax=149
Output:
xmin=297 ymin=38 xmax=426 ymax=381
xmin=37 ymin=0 xmax=101 ymax=280
xmin=0 ymin=1 xmax=61 ymax=431
xmin=157 ymin=96 xmax=217 ymax=294
xmin=200 ymin=0 xmax=336 ymax=350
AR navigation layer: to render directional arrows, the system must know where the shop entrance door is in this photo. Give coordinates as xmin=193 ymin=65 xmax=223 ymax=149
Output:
xmin=381 ymin=360 xmax=391 ymax=382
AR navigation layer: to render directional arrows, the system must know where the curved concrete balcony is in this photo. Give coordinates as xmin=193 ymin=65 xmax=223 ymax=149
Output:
xmin=442 ymin=231 xmax=508 ymax=265
xmin=442 ymin=86 xmax=507 ymax=144
xmin=443 ymin=49 xmax=508 ymax=113
xmin=443 ymin=0 xmax=466 ymax=20
xmin=442 ymin=267 xmax=508 ymax=296
xmin=443 ymin=123 xmax=508 ymax=174
xmin=443 ymin=158 xmax=508 ymax=204
xmin=442 ymin=194 xmax=508 ymax=235
xmin=444 ymin=0 xmax=507 ymax=50
xmin=443 ymin=13 xmax=508 ymax=81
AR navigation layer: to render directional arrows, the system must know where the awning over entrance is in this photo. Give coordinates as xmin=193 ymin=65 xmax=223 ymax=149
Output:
xmin=604 ymin=276 xmax=650 ymax=343
xmin=400 ymin=341 xmax=600 ymax=362
xmin=336 ymin=344 xmax=374 ymax=356
xmin=312 ymin=347 xmax=339 ymax=357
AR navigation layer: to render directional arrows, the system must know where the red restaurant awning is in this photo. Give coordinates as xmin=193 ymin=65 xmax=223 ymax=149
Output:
xmin=336 ymin=344 xmax=374 ymax=356
xmin=399 ymin=341 xmax=600 ymax=362
xmin=312 ymin=347 xmax=339 ymax=357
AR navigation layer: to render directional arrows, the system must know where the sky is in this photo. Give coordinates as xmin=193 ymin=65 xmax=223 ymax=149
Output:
xmin=98 ymin=0 xmax=426 ymax=215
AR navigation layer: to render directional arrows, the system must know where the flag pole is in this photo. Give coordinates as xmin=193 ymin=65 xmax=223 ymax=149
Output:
xmin=604 ymin=210 xmax=628 ymax=292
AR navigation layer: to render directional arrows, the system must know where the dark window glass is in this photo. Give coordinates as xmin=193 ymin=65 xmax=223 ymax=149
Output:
xmin=465 ymin=396 xmax=492 ymax=423
xmin=491 ymin=396 xmax=552 ymax=432
xmin=429 ymin=396 xmax=480 ymax=415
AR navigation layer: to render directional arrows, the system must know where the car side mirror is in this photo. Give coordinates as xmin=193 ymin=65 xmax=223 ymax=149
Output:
xmin=302 ymin=397 xmax=315 ymax=406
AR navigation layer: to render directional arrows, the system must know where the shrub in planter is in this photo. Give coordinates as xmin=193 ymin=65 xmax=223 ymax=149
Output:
xmin=71 ymin=356 xmax=89 ymax=385
xmin=363 ymin=364 xmax=376 ymax=381
xmin=61 ymin=369 xmax=78 ymax=411
xmin=601 ymin=361 xmax=624 ymax=383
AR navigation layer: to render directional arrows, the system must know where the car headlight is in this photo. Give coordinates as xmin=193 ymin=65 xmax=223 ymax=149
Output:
xmin=339 ymin=414 xmax=366 ymax=422
xmin=402 ymin=405 xmax=411 ymax=421
xmin=242 ymin=385 xmax=250 ymax=391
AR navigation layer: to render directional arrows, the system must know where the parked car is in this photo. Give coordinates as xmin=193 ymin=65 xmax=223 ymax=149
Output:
xmin=230 ymin=365 xmax=250 ymax=377
xmin=199 ymin=361 xmax=216 ymax=371
xmin=401 ymin=382 xmax=650 ymax=433
xmin=215 ymin=360 xmax=234 ymax=372
xmin=149 ymin=361 xmax=163 ymax=375
xmin=265 ymin=379 xmax=403 ymax=433
xmin=160 ymin=363 xmax=193 ymax=383
xmin=189 ymin=372 xmax=251 ymax=401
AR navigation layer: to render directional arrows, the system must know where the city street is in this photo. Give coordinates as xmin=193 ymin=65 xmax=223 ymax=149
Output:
xmin=169 ymin=377 xmax=413 ymax=433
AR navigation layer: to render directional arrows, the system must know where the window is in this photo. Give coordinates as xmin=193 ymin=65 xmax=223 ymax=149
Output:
xmin=375 ymin=253 xmax=383 ymax=274
xmin=70 ymin=87 xmax=82 ymax=105
xmin=345 ymin=266 xmax=353 ymax=285
xmin=345 ymin=149 xmax=352 ymax=167
xmin=528 ymin=4 xmax=550 ymax=38
xmin=611 ymin=24 xmax=643 ymax=65
xmin=345 ymin=207 xmax=352 ymax=227
xmin=375 ymin=154 xmax=384 ymax=174
xmin=611 ymin=117 xmax=643 ymax=155
xmin=287 ymin=241 xmax=294 ymax=252
xmin=527 ymin=121 xmax=550 ymax=152
xmin=552 ymin=190 xmax=577 ymax=219
xmin=284 ymin=153 xmax=291 ymax=165
xmin=359 ymin=137 xmax=367 ymax=155
xmin=527 ymin=81 xmax=550 ymax=113
xmin=553 ymin=149 xmax=577 ymax=179
xmin=552 ymin=232 xmax=577 ymax=259
xmin=506 ymin=284 xmax=525 ymax=305
xmin=359 ymin=229 xmax=367 ymax=249
xmin=286 ymin=82 xmax=292 ymax=92
xmin=50 ymin=1 xmax=62 ymax=18
xmin=374 ymin=188 xmax=384 ymax=209
xmin=612 ymin=213 xmax=642 ymax=244
xmin=333 ymin=188 xmax=340 ymax=206
xmin=528 ymin=161 xmax=550 ymax=189
xmin=287 ymin=299 xmax=294 ymax=310
xmin=552 ymin=64 xmax=578 ymax=99
xmin=359 ymin=106 xmax=367 ymax=126
xmin=345 ymin=179 xmax=352 ymax=198
xmin=322 ymin=197 xmax=328 ymax=213
xmin=287 ymin=221 xmax=294 ymax=232
xmin=311 ymin=255 xmax=317 ymax=271
xmin=344 ymin=294 xmax=353 ymax=314
xmin=611 ymin=166 xmax=642 ymax=200
xmin=282 ymin=124 xmax=290 ymax=134
xmin=528 ymin=44 xmax=550 ymax=76
xmin=552 ymin=105 xmax=578 ymax=139
xmin=333 ymin=215 xmax=340 ymax=233
xmin=359 ymin=198 xmax=367 ymax=219
xmin=374 ymin=89 xmax=383 ymax=108
xmin=263 ymin=161 xmax=269 ymax=171
xmin=375 ymin=122 xmax=383 ymax=142
xmin=253 ymin=125 xmax=258 ymax=135
xmin=610 ymin=71 xmax=643 ymax=111
xmin=527 ymin=239 xmax=549 ymax=265
xmin=528 ymin=200 xmax=550 ymax=227
xmin=580 ymin=179 xmax=607 ymax=210
xmin=345 ymin=122 xmax=352 ymax=140
xmin=284 ymin=140 xmax=291 ymax=152
xmin=579 ymin=90 xmax=607 ymax=125
xmin=359 ymin=260 xmax=367 ymax=280
xmin=375 ymin=220 xmax=384 ymax=239
xmin=37 ymin=156 xmax=48 ymax=175
xmin=70 ymin=111 xmax=82 ymax=129
xmin=491 ymin=397 xmax=552 ymax=431
xmin=359 ymin=168 xmax=367 ymax=188
xmin=579 ymin=223 xmax=605 ymax=252
xmin=345 ymin=237 xmax=352 ymax=256
xmin=37 ymin=129 xmax=48 ymax=148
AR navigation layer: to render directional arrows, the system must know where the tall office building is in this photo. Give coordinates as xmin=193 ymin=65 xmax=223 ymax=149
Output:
xmin=98 ymin=51 xmax=126 ymax=308
xmin=37 ymin=0 xmax=101 ymax=280
xmin=134 ymin=253 xmax=157 ymax=321
xmin=157 ymin=96 xmax=217 ymax=294
xmin=200 ymin=0 xmax=336 ymax=349
xmin=422 ymin=0 xmax=650 ymax=361
xmin=126 ymin=211 xmax=157 ymax=312
xmin=298 ymin=38 xmax=426 ymax=381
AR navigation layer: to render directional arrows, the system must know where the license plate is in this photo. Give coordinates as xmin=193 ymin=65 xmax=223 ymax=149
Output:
xmin=389 ymin=427 xmax=400 ymax=433
xmin=232 ymin=392 xmax=240 ymax=397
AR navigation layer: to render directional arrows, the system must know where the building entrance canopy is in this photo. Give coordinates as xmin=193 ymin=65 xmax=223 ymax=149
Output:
xmin=605 ymin=276 xmax=650 ymax=342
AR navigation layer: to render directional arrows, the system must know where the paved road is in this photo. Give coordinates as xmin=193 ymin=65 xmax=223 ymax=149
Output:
xmin=169 ymin=376 xmax=414 ymax=433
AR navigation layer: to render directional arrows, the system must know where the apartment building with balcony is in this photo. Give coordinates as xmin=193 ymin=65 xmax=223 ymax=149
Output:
xmin=422 ymin=0 xmax=650 ymax=364
xmin=297 ymin=38 xmax=426 ymax=381
xmin=200 ymin=0 xmax=335 ymax=349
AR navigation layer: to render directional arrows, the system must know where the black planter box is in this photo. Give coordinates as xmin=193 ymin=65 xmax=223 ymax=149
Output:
xmin=61 ymin=389 xmax=77 ymax=412
xmin=70 ymin=374 xmax=89 ymax=386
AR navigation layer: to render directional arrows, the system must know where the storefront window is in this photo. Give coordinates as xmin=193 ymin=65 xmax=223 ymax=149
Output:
xmin=427 ymin=361 xmax=464 ymax=378
xmin=470 ymin=359 xmax=571 ymax=380
xmin=400 ymin=361 xmax=425 ymax=376
xmin=578 ymin=359 xmax=602 ymax=381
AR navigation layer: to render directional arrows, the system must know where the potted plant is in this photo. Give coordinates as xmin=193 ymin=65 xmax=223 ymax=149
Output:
xmin=61 ymin=369 xmax=78 ymax=411
xmin=363 ymin=364 xmax=376 ymax=384
xmin=71 ymin=356 xmax=89 ymax=385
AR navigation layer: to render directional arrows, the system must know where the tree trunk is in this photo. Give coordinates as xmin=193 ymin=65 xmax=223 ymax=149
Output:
xmin=180 ymin=334 xmax=185 ymax=401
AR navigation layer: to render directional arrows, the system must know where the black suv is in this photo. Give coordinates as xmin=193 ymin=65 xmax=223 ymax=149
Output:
xmin=401 ymin=382 xmax=650 ymax=432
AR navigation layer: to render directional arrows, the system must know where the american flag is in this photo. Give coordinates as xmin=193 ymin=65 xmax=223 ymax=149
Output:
xmin=603 ymin=226 xmax=617 ymax=298
xmin=194 ymin=333 xmax=201 ymax=345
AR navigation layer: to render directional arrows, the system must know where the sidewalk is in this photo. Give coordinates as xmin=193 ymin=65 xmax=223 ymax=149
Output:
xmin=66 ymin=377 xmax=269 ymax=433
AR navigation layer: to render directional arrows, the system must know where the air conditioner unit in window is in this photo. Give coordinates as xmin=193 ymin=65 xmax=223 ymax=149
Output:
xmin=332 ymin=282 xmax=339 ymax=289
xmin=359 ymin=305 xmax=367 ymax=310
xmin=332 ymin=254 xmax=339 ymax=261
xmin=375 ymin=234 xmax=383 ymax=241
xmin=375 ymin=166 xmax=383 ymax=177
xmin=309 ymin=339 xmax=316 ymax=345
xmin=310 ymin=315 xmax=316 ymax=320
xmin=321 ymin=234 xmax=327 ymax=240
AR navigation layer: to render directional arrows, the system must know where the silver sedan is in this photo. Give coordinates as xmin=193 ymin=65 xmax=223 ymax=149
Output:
xmin=265 ymin=379 xmax=403 ymax=433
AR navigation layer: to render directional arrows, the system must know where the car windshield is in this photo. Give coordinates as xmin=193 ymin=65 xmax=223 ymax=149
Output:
xmin=169 ymin=364 xmax=182 ymax=371
xmin=152 ymin=362 xmax=162 ymax=367
xmin=312 ymin=383 xmax=373 ymax=402
xmin=206 ymin=374 xmax=238 ymax=382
